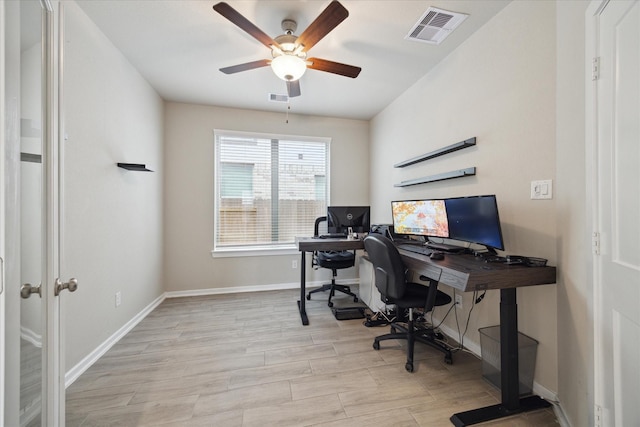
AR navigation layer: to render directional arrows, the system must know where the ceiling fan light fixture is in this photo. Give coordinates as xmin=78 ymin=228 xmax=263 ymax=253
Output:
xmin=271 ymin=54 xmax=307 ymax=81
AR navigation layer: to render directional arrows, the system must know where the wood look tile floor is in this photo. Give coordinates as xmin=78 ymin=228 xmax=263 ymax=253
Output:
xmin=66 ymin=288 xmax=559 ymax=427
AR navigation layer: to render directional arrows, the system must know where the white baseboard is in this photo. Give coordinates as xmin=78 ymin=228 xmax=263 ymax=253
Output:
xmin=19 ymin=395 xmax=41 ymax=427
xmin=20 ymin=326 xmax=42 ymax=349
xmin=164 ymin=279 xmax=359 ymax=299
xmin=438 ymin=322 xmax=482 ymax=356
xmin=64 ymin=293 xmax=166 ymax=388
xmin=552 ymin=401 xmax=571 ymax=427
xmin=165 ymin=281 xmax=302 ymax=298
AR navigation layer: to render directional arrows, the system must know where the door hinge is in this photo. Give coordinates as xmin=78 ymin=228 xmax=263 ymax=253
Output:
xmin=594 ymin=404 xmax=603 ymax=427
xmin=592 ymin=57 xmax=600 ymax=81
xmin=592 ymin=231 xmax=601 ymax=255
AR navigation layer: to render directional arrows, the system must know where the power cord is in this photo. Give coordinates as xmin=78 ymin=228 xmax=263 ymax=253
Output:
xmin=451 ymin=290 xmax=481 ymax=354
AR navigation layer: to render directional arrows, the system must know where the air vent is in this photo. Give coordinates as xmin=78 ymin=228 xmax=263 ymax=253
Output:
xmin=405 ymin=7 xmax=468 ymax=45
xmin=268 ymin=93 xmax=289 ymax=103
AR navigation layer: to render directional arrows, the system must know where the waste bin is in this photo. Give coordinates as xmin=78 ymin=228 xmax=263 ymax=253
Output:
xmin=479 ymin=325 xmax=538 ymax=396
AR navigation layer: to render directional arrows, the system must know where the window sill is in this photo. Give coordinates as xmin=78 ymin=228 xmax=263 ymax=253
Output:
xmin=211 ymin=245 xmax=299 ymax=258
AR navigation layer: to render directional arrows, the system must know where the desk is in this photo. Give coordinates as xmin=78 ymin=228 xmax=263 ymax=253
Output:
xmin=296 ymin=237 xmax=364 ymax=326
xmin=401 ymin=248 xmax=558 ymax=426
xmin=296 ymin=239 xmax=557 ymax=426
xmin=398 ymin=248 xmax=557 ymax=425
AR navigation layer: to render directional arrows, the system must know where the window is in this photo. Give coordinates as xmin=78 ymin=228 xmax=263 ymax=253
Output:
xmin=214 ymin=130 xmax=330 ymax=253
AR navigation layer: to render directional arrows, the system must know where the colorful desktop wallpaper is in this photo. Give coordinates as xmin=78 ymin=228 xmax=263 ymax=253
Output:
xmin=392 ymin=200 xmax=450 ymax=237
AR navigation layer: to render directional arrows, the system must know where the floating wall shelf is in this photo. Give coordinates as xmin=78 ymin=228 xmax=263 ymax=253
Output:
xmin=117 ymin=163 xmax=153 ymax=172
xmin=394 ymin=137 xmax=476 ymax=168
xmin=394 ymin=167 xmax=476 ymax=187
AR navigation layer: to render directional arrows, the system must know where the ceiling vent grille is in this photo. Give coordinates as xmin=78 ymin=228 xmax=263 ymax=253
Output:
xmin=268 ymin=93 xmax=289 ymax=103
xmin=405 ymin=7 xmax=468 ymax=45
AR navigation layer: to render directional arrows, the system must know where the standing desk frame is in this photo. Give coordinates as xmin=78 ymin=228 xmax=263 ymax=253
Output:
xmin=296 ymin=237 xmax=364 ymax=325
xmin=296 ymin=238 xmax=557 ymax=426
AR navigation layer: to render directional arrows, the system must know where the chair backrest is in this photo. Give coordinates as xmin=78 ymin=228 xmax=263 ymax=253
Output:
xmin=312 ymin=216 xmax=355 ymax=271
xmin=314 ymin=216 xmax=327 ymax=237
xmin=363 ymin=234 xmax=408 ymax=300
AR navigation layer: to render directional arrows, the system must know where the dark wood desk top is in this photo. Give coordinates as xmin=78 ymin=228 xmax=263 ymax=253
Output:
xmin=296 ymin=237 xmax=365 ymax=252
xmin=296 ymin=236 xmax=556 ymax=293
xmin=399 ymin=249 xmax=556 ymax=292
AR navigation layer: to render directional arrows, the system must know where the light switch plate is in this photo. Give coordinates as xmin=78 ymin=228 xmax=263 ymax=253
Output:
xmin=531 ymin=180 xmax=553 ymax=199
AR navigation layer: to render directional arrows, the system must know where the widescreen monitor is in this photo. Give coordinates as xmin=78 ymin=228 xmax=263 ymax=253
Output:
xmin=391 ymin=199 xmax=449 ymax=238
xmin=327 ymin=206 xmax=371 ymax=234
xmin=444 ymin=195 xmax=505 ymax=252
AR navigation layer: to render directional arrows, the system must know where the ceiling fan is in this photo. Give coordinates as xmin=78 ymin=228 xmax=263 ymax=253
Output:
xmin=213 ymin=1 xmax=362 ymax=98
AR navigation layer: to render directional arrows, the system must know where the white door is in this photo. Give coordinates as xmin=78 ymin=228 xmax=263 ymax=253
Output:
xmin=594 ymin=1 xmax=640 ymax=425
xmin=19 ymin=3 xmax=47 ymax=424
xmin=4 ymin=1 xmax=67 ymax=425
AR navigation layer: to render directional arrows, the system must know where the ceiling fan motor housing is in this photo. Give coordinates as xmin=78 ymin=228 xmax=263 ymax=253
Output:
xmin=281 ymin=18 xmax=297 ymax=34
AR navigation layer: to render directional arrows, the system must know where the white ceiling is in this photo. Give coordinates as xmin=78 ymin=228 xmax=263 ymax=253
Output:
xmin=75 ymin=0 xmax=510 ymax=121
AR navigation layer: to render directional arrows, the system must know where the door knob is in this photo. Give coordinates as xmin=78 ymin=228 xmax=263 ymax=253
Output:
xmin=55 ymin=278 xmax=78 ymax=296
xmin=21 ymin=283 xmax=42 ymax=299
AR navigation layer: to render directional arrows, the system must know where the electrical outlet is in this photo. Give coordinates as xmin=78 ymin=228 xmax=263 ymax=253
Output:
xmin=115 ymin=291 xmax=121 ymax=307
xmin=292 ymin=259 xmax=298 ymax=269
xmin=455 ymin=294 xmax=463 ymax=309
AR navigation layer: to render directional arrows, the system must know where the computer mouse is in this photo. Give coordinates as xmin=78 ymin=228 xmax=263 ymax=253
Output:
xmin=430 ymin=252 xmax=445 ymax=260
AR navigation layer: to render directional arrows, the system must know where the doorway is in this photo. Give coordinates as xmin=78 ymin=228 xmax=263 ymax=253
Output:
xmin=589 ymin=0 xmax=640 ymax=425
xmin=3 ymin=1 xmax=65 ymax=425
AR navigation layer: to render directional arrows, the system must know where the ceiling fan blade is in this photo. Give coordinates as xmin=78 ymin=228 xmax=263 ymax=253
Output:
xmin=213 ymin=2 xmax=280 ymax=50
xmin=220 ymin=59 xmax=271 ymax=74
xmin=287 ymin=80 xmax=301 ymax=98
xmin=307 ymin=57 xmax=361 ymax=78
xmin=296 ymin=1 xmax=349 ymax=52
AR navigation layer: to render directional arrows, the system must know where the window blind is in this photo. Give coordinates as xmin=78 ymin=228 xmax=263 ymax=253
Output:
xmin=214 ymin=131 xmax=329 ymax=251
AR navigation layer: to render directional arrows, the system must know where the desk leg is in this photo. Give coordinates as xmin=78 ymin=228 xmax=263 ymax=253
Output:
xmin=449 ymin=288 xmax=550 ymax=426
xmin=297 ymin=251 xmax=309 ymax=325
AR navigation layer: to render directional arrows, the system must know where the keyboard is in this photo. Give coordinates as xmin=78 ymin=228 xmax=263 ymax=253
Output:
xmin=396 ymin=244 xmax=433 ymax=256
xmin=319 ymin=234 xmax=347 ymax=239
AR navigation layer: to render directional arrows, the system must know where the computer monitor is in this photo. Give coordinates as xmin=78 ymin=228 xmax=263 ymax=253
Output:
xmin=327 ymin=206 xmax=371 ymax=234
xmin=390 ymin=199 xmax=450 ymax=238
xmin=444 ymin=195 xmax=505 ymax=253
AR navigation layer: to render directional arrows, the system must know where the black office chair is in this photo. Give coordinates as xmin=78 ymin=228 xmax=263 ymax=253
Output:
xmin=363 ymin=233 xmax=453 ymax=372
xmin=306 ymin=216 xmax=358 ymax=307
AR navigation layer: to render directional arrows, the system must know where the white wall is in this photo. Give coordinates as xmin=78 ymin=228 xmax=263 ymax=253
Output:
xmin=370 ymin=1 xmax=558 ymax=395
xmin=62 ymin=2 xmax=165 ymax=368
xmin=556 ymin=1 xmax=591 ymax=426
xmin=163 ymin=102 xmax=369 ymax=292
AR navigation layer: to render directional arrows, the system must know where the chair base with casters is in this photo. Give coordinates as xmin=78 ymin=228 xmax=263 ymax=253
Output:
xmin=306 ymin=257 xmax=359 ymax=307
xmin=372 ymin=297 xmax=453 ymax=372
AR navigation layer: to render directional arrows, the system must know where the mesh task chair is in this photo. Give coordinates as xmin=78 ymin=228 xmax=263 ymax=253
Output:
xmin=363 ymin=233 xmax=453 ymax=372
xmin=306 ymin=216 xmax=359 ymax=307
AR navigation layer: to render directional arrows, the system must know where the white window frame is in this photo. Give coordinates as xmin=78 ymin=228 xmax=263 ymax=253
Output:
xmin=212 ymin=129 xmax=331 ymax=257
